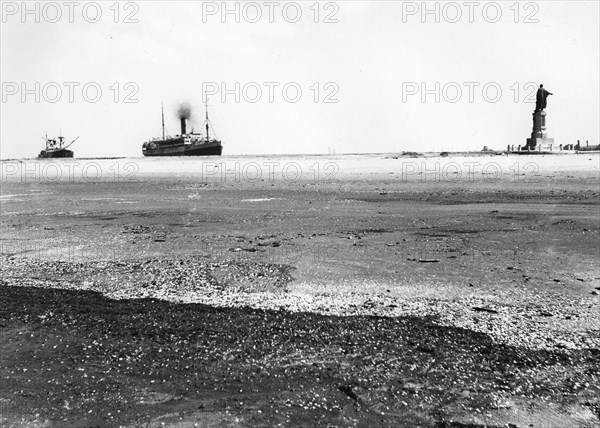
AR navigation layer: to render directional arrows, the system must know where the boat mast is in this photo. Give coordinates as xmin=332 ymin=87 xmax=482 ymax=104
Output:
xmin=161 ymin=101 xmax=165 ymax=140
xmin=205 ymin=93 xmax=209 ymax=143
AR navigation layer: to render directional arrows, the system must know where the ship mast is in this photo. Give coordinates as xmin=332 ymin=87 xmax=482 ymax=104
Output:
xmin=205 ymin=93 xmax=209 ymax=144
xmin=161 ymin=101 xmax=165 ymax=140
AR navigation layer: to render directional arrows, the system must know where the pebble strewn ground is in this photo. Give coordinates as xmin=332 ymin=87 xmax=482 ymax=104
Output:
xmin=2 ymin=255 xmax=599 ymax=353
xmin=1 ymin=154 xmax=599 ymax=427
xmin=1 ymin=283 xmax=599 ymax=427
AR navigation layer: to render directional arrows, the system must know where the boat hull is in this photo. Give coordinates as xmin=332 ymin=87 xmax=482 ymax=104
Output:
xmin=38 ymin=149 xmax=74 ymax=158
xmin=142 ymin=140 xmax=223 ymax=157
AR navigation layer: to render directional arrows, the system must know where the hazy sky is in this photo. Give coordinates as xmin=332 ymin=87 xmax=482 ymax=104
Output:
xmin=1 ymin=1 xmax=598 ymax=158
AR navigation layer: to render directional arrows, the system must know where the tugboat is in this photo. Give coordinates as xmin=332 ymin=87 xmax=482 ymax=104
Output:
xmin=38 ymin=134 xmax=78 ymax=158
xmin=142 ymin=101 xmax=223 ymax=157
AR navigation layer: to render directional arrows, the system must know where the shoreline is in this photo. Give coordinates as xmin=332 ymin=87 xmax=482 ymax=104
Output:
xmin=2 ymin=149 xmax=600 ymax=162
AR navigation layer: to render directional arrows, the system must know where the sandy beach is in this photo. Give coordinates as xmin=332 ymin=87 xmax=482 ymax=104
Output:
xmin=1 ymin=152 xmax=599 ymax=427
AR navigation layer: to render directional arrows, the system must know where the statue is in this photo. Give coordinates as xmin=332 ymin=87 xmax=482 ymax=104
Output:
xmin=535 ymin=84 xmax=553 ymax=111
xmin=525 ymin=83 xmax=556 ymax=150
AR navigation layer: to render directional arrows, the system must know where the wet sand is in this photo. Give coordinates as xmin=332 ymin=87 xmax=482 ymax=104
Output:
xmin=1 ymin=153 xmax=599 ymax=427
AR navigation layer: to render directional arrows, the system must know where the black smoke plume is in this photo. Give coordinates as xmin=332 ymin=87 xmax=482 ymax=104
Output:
xmin=177 ymin=102 xmax=192 ymax=120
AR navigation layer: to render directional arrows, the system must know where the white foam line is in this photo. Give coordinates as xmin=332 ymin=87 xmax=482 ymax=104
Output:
xmin=0 ymin=194 xmax=30 ymax=199
xmin=241 ymin=198 xmax=280 ymax=202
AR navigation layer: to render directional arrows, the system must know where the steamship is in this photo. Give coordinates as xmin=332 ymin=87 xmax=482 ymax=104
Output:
xmin=142 ymin=103 xmax=223 ymax=157
xmin=38 ymin=134 xmax=78 ymax=158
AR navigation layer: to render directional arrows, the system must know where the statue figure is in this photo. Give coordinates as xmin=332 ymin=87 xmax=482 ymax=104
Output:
xmin=535 ymin=84 xmax=553 ymax=111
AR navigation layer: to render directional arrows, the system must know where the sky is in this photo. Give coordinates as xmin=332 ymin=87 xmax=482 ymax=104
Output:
xmin=1 ymin=1 xmax=599 ymax=158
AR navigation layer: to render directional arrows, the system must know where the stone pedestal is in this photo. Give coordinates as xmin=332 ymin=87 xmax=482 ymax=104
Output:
xmin=525 ymin=110 xmax=554 ymax=151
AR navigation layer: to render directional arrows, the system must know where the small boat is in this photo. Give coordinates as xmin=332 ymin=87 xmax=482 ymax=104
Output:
xmin=38 ymin=134 xmax=78 ymax=158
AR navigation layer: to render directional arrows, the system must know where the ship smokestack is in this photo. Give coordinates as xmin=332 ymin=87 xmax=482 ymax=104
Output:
xmin=177 ymin=102 xmax=192 ymax=135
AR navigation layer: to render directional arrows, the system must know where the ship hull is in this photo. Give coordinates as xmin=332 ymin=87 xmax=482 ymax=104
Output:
xmin=142 ymin=142 xmax=222 ymax=157
xmin=38 ymin=149 xmax=74 ymax=158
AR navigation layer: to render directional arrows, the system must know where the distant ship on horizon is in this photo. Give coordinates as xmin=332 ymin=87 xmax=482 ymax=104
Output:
xmin=38 ymin=134 xmax=78 ymax=158
xmin=142 ymin=101 xmax=222 ymax=157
